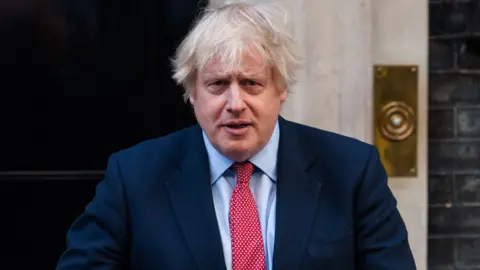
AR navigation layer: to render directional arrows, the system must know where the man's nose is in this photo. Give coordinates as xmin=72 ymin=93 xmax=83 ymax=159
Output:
xmin=226 ymin=83 xmax=246 ymax=112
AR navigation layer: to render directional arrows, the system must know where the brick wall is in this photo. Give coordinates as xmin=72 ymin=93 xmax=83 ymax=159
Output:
xmin=429 ymin=0 xmax=480 ymax=269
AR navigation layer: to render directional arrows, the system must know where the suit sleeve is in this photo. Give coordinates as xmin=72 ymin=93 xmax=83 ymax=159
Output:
xmin=355 ymin=146 xmax=417 ymax=269
xmin=56 ymin=153 xmax=129 ymax=269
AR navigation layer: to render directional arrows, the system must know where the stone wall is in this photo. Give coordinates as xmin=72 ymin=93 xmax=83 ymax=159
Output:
xmin=429 ymin=0 xmax=480 ymax=269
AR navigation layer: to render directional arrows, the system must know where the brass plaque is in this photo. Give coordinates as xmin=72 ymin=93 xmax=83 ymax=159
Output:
xmin=374 ymin=65 xmax=418 ymax=177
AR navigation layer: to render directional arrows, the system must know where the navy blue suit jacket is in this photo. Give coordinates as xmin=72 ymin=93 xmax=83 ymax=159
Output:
xmin=56 ymin=117 xmax=416 ymax=269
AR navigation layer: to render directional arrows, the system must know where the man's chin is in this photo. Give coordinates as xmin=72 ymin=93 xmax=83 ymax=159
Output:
xmin=220 ymin=145 xmax=254 ymax=162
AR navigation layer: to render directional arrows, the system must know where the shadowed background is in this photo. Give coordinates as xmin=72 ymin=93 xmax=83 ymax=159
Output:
xmin=0 ymin=0 xmax=205 ymax=268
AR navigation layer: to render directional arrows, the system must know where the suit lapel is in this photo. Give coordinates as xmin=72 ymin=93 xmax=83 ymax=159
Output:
xmin=166 ymin=126 xmax=226 ymax=270
xmin=273 ymin=118 xmax=323 ymax=270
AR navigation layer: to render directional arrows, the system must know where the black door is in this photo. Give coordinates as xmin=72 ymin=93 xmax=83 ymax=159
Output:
xmin=0 ymin=0 xmax=206 ymax=268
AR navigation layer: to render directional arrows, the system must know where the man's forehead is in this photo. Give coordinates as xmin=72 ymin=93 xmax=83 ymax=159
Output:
xmin=201 ymin=56 xmax=269 ymax=77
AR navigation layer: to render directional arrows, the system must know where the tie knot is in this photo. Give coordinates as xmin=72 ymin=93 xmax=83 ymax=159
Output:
xmin=232 ymin=162 xmax=254 ymax=184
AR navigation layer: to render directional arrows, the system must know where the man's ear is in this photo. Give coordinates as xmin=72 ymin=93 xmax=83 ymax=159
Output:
xmin=280 ymin=88 xmax=287 ymax=103
xmin=188 ymin=94 xmax=195 ymax=105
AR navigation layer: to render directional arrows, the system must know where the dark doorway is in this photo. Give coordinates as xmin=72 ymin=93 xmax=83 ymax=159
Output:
xmin=0 ymin=0 xmax=206 ymax=268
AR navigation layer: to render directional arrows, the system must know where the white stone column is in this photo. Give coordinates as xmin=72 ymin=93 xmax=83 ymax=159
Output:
xmin=371 ymin=1 xmax=428 ymax=269
xmin=279 ymin=0 xmax=373 ymax=142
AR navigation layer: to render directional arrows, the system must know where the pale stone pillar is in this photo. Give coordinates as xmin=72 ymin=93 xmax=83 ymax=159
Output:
xmin=371 ymin=1 xmax=428 ymax=269
xmin=279 ymin=0 xmax=374 ymax=142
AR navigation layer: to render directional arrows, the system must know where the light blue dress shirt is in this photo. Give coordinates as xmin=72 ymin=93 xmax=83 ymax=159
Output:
xmin=202 ymin=121 xmax=279 ymax=270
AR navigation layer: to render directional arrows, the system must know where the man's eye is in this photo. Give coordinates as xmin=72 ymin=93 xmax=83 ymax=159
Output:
xmin=210 ymin=80 xmax=227 ymax=86
xmin=244 ymin=80 xmax=257 ymax=86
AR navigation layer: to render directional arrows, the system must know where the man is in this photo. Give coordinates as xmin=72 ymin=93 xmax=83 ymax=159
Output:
xmin=57 ymin=2 xmax=416 ymax=269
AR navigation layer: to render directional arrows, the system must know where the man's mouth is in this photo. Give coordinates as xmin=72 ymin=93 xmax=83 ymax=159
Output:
xmin=226 ymin=124 xmax=250 ymax=129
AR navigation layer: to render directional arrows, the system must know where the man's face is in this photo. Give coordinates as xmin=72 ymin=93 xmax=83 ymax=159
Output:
xmin=190 ymin=50 xmax=287 ymax=162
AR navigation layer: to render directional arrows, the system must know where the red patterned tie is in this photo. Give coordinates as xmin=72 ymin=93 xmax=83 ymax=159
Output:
xmin=229 ymin=162 xmax=266 ymax=270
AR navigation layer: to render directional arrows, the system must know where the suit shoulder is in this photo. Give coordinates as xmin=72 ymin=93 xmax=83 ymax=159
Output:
xmin=111 ymin=124 xmax=199 ymax=167
xmin=287 ymin=120 xmax=377 ymax=186
xmin=291 ymin=121 xmax=374 ymax=155
xmin=286 ymin=121 xmax=376 ymax=177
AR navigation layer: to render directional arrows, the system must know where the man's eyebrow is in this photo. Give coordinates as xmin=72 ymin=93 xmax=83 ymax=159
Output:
xmin=202 ymin=73 xmax=231 ymax=80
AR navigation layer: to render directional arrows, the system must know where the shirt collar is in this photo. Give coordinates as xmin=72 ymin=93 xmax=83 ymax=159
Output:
xmin=202 ymin=120 xmax=280 ymax=184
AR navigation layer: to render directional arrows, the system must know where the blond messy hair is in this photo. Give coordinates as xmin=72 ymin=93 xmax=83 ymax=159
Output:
xmin=171 ymin=1 xmax=300 ymax=102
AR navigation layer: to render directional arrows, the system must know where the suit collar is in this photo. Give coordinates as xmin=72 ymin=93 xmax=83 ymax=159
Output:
xmin=273 ymin=117 xmax=323 ymax=270
xmin=249 ymin=120 xmax=280 ymax=181
xmin=166 ymin=125 xmax=227 ymax=270
xmin=202 ymin=120 xmax=280 ymax=184
xmin=202 ymin=130 xmax=233 ymax=184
